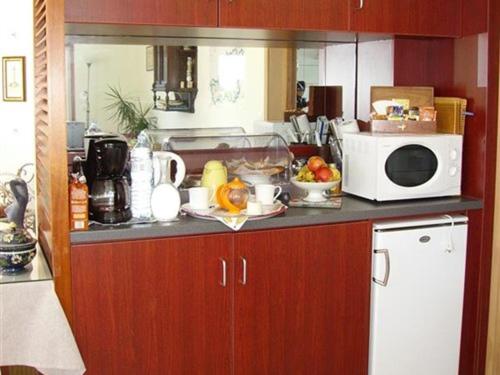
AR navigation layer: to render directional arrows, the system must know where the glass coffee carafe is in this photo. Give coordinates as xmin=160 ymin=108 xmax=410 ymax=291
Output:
xmin=89 ymin=139 xmax=132 ymax=224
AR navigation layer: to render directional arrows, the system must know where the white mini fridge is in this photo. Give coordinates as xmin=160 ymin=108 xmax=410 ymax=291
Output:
xmin=369 ymin=215 xmax=468 ymax=375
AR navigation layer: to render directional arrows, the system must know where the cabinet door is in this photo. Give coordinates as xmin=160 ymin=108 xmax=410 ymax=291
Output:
xmin=234 ymin=222 xmax=371 ymax=375
xmin=72 ymin=234 xmax=233 ymax=375
xmin=65 ymin=0 xmax=217 ymax=27
xmin=219 ymin=0 xmax=349 ymax=31
xmin=349 ymin=0 xmax=461 ymax=37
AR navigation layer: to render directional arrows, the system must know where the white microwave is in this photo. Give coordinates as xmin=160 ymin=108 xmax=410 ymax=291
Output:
xmin=342 ymin=133 xmax=463 ymax=201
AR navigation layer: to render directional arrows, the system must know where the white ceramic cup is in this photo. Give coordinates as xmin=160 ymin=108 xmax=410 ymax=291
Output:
xmin=255 ymin=184 xmax=282 ymax=205
xmin=246 ymin=200 xmax=263 ymax=216
xmin=189 ymin=187 xmax=210 ymax=210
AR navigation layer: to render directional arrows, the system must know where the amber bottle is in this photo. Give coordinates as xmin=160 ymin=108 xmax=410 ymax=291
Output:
xmin=69 ymin=173 xmax=89 ymax=231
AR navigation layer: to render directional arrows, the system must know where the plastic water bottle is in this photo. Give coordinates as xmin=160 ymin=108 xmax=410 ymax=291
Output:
xmin=130 ymin=131 xmax=153 ymax=220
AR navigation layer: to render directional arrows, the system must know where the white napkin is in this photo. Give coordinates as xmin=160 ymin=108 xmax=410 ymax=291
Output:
xmin=214 ymin=215 xmax=248 ymax=231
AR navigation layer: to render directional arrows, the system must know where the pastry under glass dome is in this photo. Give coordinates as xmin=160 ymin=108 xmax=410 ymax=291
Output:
xmin=145 ymin=127 xmax=246 ymax=151
xmin=167 ymin=134 xmax=294 ymax=187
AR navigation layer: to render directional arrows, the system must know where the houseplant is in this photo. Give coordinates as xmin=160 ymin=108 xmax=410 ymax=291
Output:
xmin=105 ymin=86 xmax=157 ymax=138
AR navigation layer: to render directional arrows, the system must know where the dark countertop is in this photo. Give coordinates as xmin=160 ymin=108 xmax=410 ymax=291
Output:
xmin=70 ymin=195 xmax=483 ymax=244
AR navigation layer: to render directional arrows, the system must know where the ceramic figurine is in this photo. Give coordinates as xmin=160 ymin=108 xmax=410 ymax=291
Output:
xmin=5 ymin=178 xmax=29 ymax=229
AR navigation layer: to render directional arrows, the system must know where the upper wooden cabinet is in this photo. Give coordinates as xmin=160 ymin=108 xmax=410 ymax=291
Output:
xmin=65 ymin=0 xmax=463 ymax=37
xmin=349 ymin=0 xmax=461 ymax=37
xmin=219 ymin=0 xmax=349 ymax=31
xmin=65 ymin=0 xmax=218 ymax=27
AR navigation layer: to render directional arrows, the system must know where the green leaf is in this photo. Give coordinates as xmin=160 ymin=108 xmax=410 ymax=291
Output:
xmin=105 ymin=85 xmax=157 ymax=137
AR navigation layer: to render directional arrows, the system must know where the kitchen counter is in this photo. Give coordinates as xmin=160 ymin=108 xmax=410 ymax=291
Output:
xmin=70 ymin=195 xmax=482 ymax=244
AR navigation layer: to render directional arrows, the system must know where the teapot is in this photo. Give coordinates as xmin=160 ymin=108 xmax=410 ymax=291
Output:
xmin=151 ymin=151 xmax=186 ymax=221
xmin=201 ymin=160 xmax=228 ymax=204
xmin=216 ymin=178 xmax=249 ymax=214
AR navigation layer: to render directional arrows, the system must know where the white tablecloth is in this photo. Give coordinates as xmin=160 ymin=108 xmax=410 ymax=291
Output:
xmin=0 ymin=280 xmax=86 ymax=375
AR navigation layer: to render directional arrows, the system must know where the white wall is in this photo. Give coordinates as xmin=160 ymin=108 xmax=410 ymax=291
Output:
xmin=0 ymin=0 xmax=35 ymax=175
xmin=72 ymin=44 xmax=154 ymax=132
xmin=319 ymin=43 xmax=356 ymax=119
xmin=297 ymin=48 xmax=321 ymax=101
xmin=153 ymin=46 xmax=266 ymax=131
xmin=319 ymin=39 xmax=394 ymax=122
xmin=71 ymin=45 xmax=267 ymax=133
xmin=357 ymin=39 xmax=394 ymax=121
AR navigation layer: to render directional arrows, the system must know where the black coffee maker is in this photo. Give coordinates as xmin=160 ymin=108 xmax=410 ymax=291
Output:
xmin=85 ymin=138 xmax=132 ymax=224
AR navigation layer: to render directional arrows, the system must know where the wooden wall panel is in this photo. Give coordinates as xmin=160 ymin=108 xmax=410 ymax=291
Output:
xmin=462 ymin=0 xmax=488 ymax=36
xmin=265 ymin=48 xmax=296 ymax=121
xmin=485 ymin=0 xmax=500 ymax=371
xmin=34 ymin=0 xmax=72 ymax=321
xmin=452 ymin=36 xmax=488 ymax=199
xmin=393 ymin=37 xmax=455 ymax=94
xmin=486 ymin=66 xmax=500 ymax=375
xmin=394 ymin=29 xmax=496 ymax=374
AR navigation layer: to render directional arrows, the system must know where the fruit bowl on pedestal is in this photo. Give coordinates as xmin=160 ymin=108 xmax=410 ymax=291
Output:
xmin=291 ymin=177 xmax=340 ymax=202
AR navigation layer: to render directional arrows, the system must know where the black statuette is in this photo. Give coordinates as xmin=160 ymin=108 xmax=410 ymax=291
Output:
xmin=5 ymin=179 xmax=29 ymax=229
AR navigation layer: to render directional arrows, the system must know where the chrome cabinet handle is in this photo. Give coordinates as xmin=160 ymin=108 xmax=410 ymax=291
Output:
xmin=240 ymin=256 xmax=247 ymax=285
xmin=219 ymin=258 xmax=227 ymax=287
xmin=358 ymin=0 xmax=364 ymax=9
xmin=373 ymin=249 xmax=390 ymax=287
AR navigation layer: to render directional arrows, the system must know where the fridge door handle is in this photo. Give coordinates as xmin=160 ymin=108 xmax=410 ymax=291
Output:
xmin=373 ymin=248 xmax=390 ymax=287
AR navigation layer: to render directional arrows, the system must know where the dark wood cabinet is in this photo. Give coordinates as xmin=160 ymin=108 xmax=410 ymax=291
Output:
xmin=65 ymin=0 xmax=462 ymax=37
xmin=349 ymin=0 xmax=461 ymax=37
xmin=219 ymin=0 xmax=349 ymax=31
xmin=234 ymin=223 xmax=371 ymax=374
xmin=65 ymin=0 xmax=218 ymax=27
xmin=72 ymin=234 xmax=233 ymax=375
xmin=72 ymin=222 xmax=371 ymax=374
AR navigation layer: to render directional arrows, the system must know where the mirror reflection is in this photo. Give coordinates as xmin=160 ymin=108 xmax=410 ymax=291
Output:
xmin=66 ymin=42 xmax=358 ymax=140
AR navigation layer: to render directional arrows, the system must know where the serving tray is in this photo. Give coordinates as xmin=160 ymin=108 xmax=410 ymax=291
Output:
xmin=181 ymin=202 xmax=287 ymax=221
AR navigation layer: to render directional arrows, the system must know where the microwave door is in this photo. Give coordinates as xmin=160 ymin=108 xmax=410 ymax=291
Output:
xmin=384 ymin=145 xmax=439 ymax=188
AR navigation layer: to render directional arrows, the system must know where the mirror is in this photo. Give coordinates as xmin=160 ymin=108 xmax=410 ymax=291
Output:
xmin=65 ymin=39 xmax=394 ymax=140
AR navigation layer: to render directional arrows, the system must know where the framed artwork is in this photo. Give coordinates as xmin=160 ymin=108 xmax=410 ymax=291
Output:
xmin=146 ymin=46 xmax=154 ymax=71
xmin=2 ymin=56 xmax=26 ymax=102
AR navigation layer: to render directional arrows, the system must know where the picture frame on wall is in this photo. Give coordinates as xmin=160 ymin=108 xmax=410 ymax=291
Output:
xmin=2 ymin=56 xmax=26 ymax=102
xmin=146 ymin=46 xmax=154 ymax=71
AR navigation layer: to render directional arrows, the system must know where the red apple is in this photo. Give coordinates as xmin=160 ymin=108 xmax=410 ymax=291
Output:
xmin=315 ymin=166 xmax=333 ymax=182
xmin=307 ymin=156 xmax=326 ymax=172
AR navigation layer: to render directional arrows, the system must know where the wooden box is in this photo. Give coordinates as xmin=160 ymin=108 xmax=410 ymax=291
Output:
xmin=370 ymin=120 xmax=437 ymax=134
xmin=370 ymin=86 xmax=434 ymax=110
xmin=308 ymin=86 xmax=343 ymax=119
xmin=434 ymin=97 xmax=467 ymax=135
